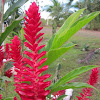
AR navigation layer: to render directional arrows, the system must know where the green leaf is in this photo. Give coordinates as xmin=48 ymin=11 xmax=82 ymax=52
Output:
xmin=51 ymin=82 xmax=97 ymax=93
xmin=0 ymin=18 xmax=22 ymax=46
xmin=20 ymin=28 xmax=25 ymax=40
xmin=43 ymin=43 xmax=75 ymax=66
xmin=51 ymin=11 xmax=100 ymax=49
xmin=4 ymin=62 xmax=13 ymax=72
xmin=57 ymin=9 xmax=85 ymax=37
xmin=11 ymin=31 xmax=18 ymax=35
xmin=46 ymin=93 xmax=52 ymax=99
xmin=45 ymin=34 xmax=55 ymax=52
xmin=1 ymin=76 xmax=12 ymax=81
xmin=51 ymin=9 xmax=85 ymax=49
xmin=57 ymin=95 xmax=67 ymax=100
xmin=3 ymin=0 xmax=27 ymax=20
xmin=52 ymin=65 xmax=98 ymax=89
xmin=38 ymin=34 xmax=55 ymax=54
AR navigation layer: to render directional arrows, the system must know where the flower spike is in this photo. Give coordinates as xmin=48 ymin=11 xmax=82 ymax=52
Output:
xmin=0 ymin=46 xmax=4 ymax=68
xmin=0 ymin=94 xmax=2 ymax=100
xmin=10 ymin=2 xmax=51 ymax=100
xmin=76 ymin=68 xmax=98 ymax=100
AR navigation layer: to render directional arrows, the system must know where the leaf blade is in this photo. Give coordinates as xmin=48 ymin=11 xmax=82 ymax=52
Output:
xmin=52 ymin=65 xmax=98 ymax=89
xmin=0 ymin=18 xmax=23 ymax=46
xmin=51 ymin=11 xmax=100 ymax=49
xmin=3 ymin=0 xmax=27 ymax=20
xmin=51 ymin=82 xmax=97 ymax=93
xmin=43 ymin=43 xmax=75 ymax=66
xmin=51 ymin=9 xmax=85 ymax=49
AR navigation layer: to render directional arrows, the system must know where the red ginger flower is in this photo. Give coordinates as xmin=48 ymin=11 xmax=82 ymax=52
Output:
xmin=88 ymin=68 xmax=98 ymax=86
xmin=0 ymin=94 xmax=2 ymax=100
xmin=5 ymin=43 xmax=11 ymax=60
xmin=10 ymin=2 xmax=51 ymax=100
xmin=76 ymin=68 xmax=98 ymax=100
xmin=0 ymin=46 xmax=4 ymax=68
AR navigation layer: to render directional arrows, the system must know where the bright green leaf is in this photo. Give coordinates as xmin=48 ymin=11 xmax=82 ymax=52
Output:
xmin=52 ymin=65 xmax=98 ymax=89
xmin=3 ymin=0 xmax=27 ymax=20
xmin=51 ymin=11 xmax=100 ymax=49
xmin=51 ymin=82 xmax=97 ymax=93
xmin=38 ymin=34 xmax=55 ymax=54
xmin=0 ymin=18 xmax=23 ymax=46
xmin=46 ymin=93 xmax=52 ymax=99
xmin=11 ymin=31 xmax=18 ymax=35
xmin=20 ymin=28 xmax=25 ymax=40
xmin=51 ymin=8 xmax=85 ymax=49
xmin=45 ymin=34 xmax=55 ymax=52
xmin=57 ymin=9 xmax=85 ymax=37
xmin=43 ymin=43 xmax=75 ymax=66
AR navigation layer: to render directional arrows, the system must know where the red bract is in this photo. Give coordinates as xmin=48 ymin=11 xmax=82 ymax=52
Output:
xmin=5 ymin=69 xmax=12 ymax=78
xmin=52 ymin=90 xmax=65 ymax=100
xmin=10 ymin=2 xmax=51 ymax=100
xmin=76 ymin=68 xmax=98 ymax=100
xmin=13 ymin=97 xmax=18 ymax=100
xmin=88 ymin=68 xmax=98 ymax=86
xmin=10 ymin=36 xmax=22 ymax=64
xmin=0 ymin=46 xmax=4 ymax=68
xmin=0 ymin=94 xmax=2 ymax=100
xmin=5 ymin=43 xmax=11 ymax=60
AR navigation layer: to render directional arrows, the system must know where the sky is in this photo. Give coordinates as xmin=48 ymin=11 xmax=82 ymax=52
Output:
xmin=4 ymin=0 xmax=79 ymax=19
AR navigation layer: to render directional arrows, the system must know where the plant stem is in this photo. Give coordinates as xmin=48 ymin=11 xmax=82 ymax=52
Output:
xmin=0 ymin=1 xmax=4 ymax=35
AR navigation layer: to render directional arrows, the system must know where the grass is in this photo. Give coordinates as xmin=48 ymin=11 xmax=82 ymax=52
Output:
xmin=1 ymin=27 xmax=100 ymax=99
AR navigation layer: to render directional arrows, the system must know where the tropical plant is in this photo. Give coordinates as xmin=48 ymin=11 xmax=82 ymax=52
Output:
xmin=75 ymin=68 xmax=98 ymax=100
xmin=0 ymin=0 xmax=28 ymax=45
xmin=44 ymin=0 xmax=76 ymax=34
xmin=0 ymin=1 xmax=100 ymax=100
xmin=71 ymin=0 xmax=100 ymax=30
xmin=44 ymin=0 xmax=64 ymax=34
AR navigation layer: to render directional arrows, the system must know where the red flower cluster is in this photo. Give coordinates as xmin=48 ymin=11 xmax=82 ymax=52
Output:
xmin=0 ymin=46 xmax=4 ymax=68
xmin=5 ymin=43 xmax=11 ymax=60
xmin=52 ymin=90 xmax=65 ymax=100
xmin=76 ymin=68 xmax=98 ymax=100
xmin=5 ymin=69 xmax=12 ymax=78
xmin=10 ymin=2 xmax=51 ymax=100
xmin=13 ymin=96 xmax=18 ymax=100
xmin=0 ymin=94 xmax=2 ymax=100
xmin=88 ymin=68 xmax=98 ymax=86
xmin=0 ymin=44 xmax=12 ymax=78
